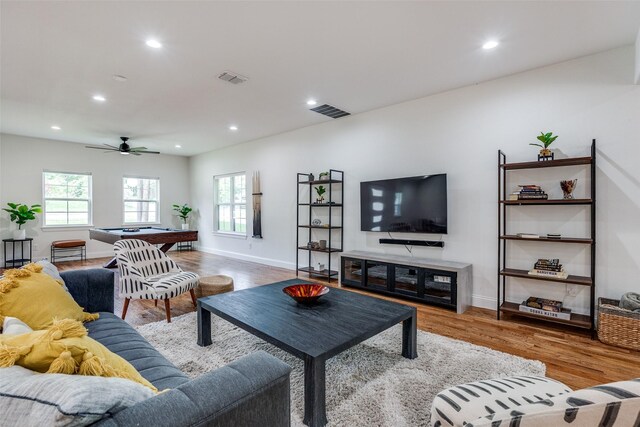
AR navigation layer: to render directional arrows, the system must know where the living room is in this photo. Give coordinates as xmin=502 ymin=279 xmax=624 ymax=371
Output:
xmin=1 ymin=1 xmax=640 ymax=426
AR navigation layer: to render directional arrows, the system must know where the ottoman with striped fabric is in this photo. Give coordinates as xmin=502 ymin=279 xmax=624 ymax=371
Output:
xmin=431 ymin=376 xmax=640 ymax=426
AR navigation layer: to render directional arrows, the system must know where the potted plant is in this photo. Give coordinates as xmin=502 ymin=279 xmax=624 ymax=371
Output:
xmin=3 ymin=203 xmax=42 ymax=240
xmin=530 ymin=131 xmax=558 ymax=158
xmin=319 ymin=171 xmax=329 ymax=181
xmin=172 ymin=204 xmax=193 ymax=230
xmin=315 ymin=186 xmax=327 ymax=204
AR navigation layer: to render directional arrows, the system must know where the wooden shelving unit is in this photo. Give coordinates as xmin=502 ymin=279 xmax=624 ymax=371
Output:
xmin=296 ymin=170 xmax=344 ymax=280
xmin=497 ymin=140 xmax=596 ymax=336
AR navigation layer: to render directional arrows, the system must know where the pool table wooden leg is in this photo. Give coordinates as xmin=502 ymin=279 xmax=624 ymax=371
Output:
xmin=189 ymin=289 xmax=197 ymax=307
xmin=159 ymin=243 xmax=175 ymax=253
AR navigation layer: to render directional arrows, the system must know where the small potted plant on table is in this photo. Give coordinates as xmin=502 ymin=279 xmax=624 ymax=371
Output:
xmin=3 ymin=203 xmax=42 ymax=240
xmin=314 ymin=186 xmax=327 ymax=204
xmin=172 ymin=204 xmax=193 ymax=230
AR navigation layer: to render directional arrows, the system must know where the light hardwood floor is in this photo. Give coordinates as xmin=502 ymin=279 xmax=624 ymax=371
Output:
xmin=23 ymin=250 xmax=640 ymax=390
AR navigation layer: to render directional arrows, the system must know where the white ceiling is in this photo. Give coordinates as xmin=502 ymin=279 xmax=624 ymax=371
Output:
xmin=1 ymin=1 xmax=639 ymax=157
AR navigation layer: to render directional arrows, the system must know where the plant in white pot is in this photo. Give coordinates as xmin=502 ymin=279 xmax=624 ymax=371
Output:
xmin=172 ymin=204 xmax=193 ymax=230
xmin=3 ymin=203 xmax=42 ymax=240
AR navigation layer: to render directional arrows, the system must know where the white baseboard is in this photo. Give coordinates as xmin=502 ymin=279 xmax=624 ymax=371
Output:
xmin=196 ymin=245 xmax=296 ymax=271
xmin=472 ymin=294 xmax=497 ymax=310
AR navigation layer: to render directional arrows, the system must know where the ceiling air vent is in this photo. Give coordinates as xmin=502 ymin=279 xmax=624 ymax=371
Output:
xmin=218 ymin=71 xmax=248 ymax=85
xmin=310 ymin=104 xmax=350 ymax=119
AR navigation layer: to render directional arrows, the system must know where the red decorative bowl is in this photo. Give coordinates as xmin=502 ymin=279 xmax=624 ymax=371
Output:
xmin=283 ymin=284 xmax=330 ymax=305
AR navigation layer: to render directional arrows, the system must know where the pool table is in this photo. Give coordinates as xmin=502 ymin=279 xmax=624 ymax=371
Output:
xmin=89 ymin=227 xmax=198 ymax=268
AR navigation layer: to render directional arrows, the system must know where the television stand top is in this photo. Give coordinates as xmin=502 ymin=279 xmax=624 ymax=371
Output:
xmin=340 ymin=251 xmax=471 ymax=272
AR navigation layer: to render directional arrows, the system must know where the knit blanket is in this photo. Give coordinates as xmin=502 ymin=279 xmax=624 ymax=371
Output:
xmin=620 ymin=292 xmax=640 ymax=312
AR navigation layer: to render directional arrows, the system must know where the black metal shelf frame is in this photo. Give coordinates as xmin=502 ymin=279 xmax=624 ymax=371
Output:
xmin=497 ymin=140 xmax=596 ymax=336
xmin=296 ymin=169 xmax=344 ymax=280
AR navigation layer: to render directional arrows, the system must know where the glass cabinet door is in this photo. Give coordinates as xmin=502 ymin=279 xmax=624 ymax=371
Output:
xmin=424 ymin=270 xmax=455 ymax=303
xmin=365 ymin=261 xmax=389 ymax=290
xmin=391 ymin=265 xmax=420 ymax=297
xmin=342 ymin=258 xmax=364 ymax=287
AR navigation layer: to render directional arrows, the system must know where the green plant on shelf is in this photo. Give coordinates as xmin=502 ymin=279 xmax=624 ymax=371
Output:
xmin=315 ymin=185 xmax=327 ymax=204
xmin=530 ymin=131 xmax=558 ymax=157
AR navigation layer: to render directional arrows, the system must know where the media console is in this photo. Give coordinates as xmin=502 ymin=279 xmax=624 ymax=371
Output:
xmin=340 ymin=251 xmax=472 ymax=313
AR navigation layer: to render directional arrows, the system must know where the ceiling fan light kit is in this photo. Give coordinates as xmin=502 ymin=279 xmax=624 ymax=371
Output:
xmin=85 ymin=136 xmax=160 ymax=156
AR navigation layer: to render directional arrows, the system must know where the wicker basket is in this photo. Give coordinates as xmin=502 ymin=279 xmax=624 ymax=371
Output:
xmin=598 ymin=297 xmax=640 ymax=350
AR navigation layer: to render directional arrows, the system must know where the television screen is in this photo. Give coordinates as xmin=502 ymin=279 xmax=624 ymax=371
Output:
xmin=360 ymin=174 xmax=447 ymax=234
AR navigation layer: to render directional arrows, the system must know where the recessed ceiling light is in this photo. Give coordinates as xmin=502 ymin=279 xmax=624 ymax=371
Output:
xmin=229 ymin=125 xmax=238 ymax=131
xmin=175 ymin=144 xmax=182 ymax=149
xmin=306 ymin=99 xmax=318 ymax=106
xmin=482 ymin=40 xmax=499 ymax=50
xmin=92 ymin=95 xmax=106 ymax=102
xmin=51 ymin=125 xmax=61 ymax=130
xmin=146 ymin=39 xmax=162 ymax=49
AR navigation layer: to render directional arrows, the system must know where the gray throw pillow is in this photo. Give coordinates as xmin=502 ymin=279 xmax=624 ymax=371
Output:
xmin=37 ymin=259 xmax=68 ymax=291
xmin=0 ymin=366 xmax=156 ymax=426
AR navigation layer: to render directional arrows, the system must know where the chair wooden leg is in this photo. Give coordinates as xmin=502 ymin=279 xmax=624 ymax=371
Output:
xmin=164 ymin=299 xmax=172 ymax=323
xmin=189 ymin=289 xmax=197 ymax=307
xmin=155 ymin=300 xmax=158 ymax=307
xmin=122 ymin=298 xmax=130 ymax=320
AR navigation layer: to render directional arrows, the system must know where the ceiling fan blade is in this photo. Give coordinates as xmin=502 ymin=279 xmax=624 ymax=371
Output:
xmin=103 ymin=144 xmax=120 ymax=149
xmin=138 ymin=150 xmax=160 ymax=154
xmin=86 ymin=145 xmax=118 ymax=151
xmin=131 ymin=152 xmax=142 ymax=156
xmin=129 ymin=147 xmax=148 ymax=151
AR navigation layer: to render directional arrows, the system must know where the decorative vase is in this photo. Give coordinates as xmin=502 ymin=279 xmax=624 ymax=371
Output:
xmin=13 ymin=229 xmax=26 ymax=240
xmin=560 ymin=179 xmax=578 ymax=199
xmin=181 ymin=223 xmax=189 ymax=230
xmin=539 ymin=148 xmax=551 ymax=157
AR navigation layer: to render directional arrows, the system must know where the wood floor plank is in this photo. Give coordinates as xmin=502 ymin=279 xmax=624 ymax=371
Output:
xmin=7 ymin=250 xmax=639 ymax=390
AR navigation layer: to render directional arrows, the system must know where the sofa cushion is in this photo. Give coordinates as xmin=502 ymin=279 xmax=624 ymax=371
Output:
xmin=0 ymin=365 xmax=155 ymax=427
xmin=0 ymin=319 xmax=157 ymax=392
xmin=85 ymin=313 xmax=189 ymax=390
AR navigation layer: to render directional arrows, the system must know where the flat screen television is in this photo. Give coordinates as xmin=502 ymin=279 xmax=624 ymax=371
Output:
xmin=360 ymin=174 xmax=447 ymax=234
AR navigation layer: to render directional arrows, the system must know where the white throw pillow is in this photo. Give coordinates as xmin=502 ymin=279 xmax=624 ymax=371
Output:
xmin=0 ymin=366 xmax=156 ymax=426
xmin=2 ymin=316 xmax=33 ymax=335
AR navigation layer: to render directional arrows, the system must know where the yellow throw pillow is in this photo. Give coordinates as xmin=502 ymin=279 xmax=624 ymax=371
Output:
xmin=0 ymin=318 xmax=157 ymax=392
xmin=0 ymin=264 xmax=98 ymax=330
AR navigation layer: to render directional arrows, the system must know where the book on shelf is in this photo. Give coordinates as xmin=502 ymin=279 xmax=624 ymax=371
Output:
xmin=528 ymin=269 xmax=568 ymax=279
xmin=525 ymin=296 xmax=563 ymax=312
xmin=516 ymin=233 xmax=540 ymax=239
xmin=509 ymin=185 xmax=549 ymax=201
xmin=518 ymin=303 xmax=572 ymax=320
xmin=534 ymin=259 xmax=563 ymax=272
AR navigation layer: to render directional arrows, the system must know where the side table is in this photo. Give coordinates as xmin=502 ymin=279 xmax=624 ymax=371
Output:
xmin=3 ymin=238 xmax=34 ymax=268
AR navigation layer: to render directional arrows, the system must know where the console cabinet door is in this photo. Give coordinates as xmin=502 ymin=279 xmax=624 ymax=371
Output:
xmin=341 ymin=258 xmax=364 ymax=287
xmin=390 ymin=264 xmax=421 ymax=297
xmin=423 ymin=269 xmax=457 ymax=307
xmin=364 ymin=260 xmax=389 ymax=291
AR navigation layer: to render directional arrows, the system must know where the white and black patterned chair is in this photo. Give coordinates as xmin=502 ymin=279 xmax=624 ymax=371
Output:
xmin=431 ymin=375 xmax=640 ymax=427
xmin=114 ymin=239 xmax=199 ymax=322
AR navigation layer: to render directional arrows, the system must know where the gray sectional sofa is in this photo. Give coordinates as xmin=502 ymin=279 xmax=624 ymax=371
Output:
xmin=61 ymin=268 xmax=292 ymax=427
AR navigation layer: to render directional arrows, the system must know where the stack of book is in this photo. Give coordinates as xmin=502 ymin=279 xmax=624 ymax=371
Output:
xmin=528 ymin=258 xmax=568 ymax=279
xmin=508 ymin=184 xmax=548 ymax=201
xmin=519 ymin=296 xmax=572 ymax=320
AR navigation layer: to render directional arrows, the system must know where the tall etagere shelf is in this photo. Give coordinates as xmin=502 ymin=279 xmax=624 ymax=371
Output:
xmin=296 ymin=170 xmax=344 ymax=281
xmin=497 ymin=140 xmax=596 ymax=335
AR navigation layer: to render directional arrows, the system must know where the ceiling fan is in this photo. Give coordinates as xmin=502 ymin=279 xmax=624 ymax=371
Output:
xmin=85 ymin=137 xmax=160 ymax=156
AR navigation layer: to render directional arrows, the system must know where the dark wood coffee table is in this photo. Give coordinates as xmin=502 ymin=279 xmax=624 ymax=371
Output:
xmin=197 ymin=279 xmax=417 ymax=427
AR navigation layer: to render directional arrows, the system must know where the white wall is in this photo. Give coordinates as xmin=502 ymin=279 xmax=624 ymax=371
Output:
xmin=0 ymin=134 xmax=190 ymax=261
xmin=635 ymin=29 xmax=640 ymax=84
xmin=190 ymin=46 xmax=640 ymax=313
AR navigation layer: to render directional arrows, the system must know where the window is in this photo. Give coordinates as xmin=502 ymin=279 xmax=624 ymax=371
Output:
xmin=214 ymin=173 xmax=246 ymax=235
xmin=123 ymin=176 xmax=160 ymax=224
xmin=43 ymin=171 xmax=92 ymax=226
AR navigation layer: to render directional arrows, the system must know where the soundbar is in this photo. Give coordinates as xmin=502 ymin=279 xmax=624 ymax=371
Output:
xmin=379 ymin=238 xmax=444 ymax=248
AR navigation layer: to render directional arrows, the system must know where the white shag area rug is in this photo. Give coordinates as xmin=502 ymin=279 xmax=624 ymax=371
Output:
xmin=136 ymin=312 xmax=545 ymax=426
